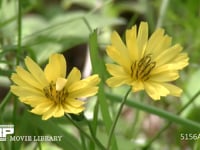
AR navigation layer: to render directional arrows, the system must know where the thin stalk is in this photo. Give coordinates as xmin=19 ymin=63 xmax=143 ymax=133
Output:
xmin=143 ymin=89 xmax=200 ymax=150
xmin=80 ymin=132 xmax=87 ymax=150
xmin=65 ymin=114 xmax=106 ymax=150
xmin=156 ymin=0 xmax=169 ymax=28
xmin=0 ymin=91 xmax=12 ymax=111
xmin=85 ymin=115 xmax=105 ymax=150
xmin=106 ymin=87 xmax=132 ymax=150
xmin=12 ymin=1 xmax=22 ymax=149
xmin=106 ymin=93 xmax=200 ymax=131
xmin=17 ymin=0 xmax=22 ymax=64
xmin=88 ymin=101 xmax=99 ymax=150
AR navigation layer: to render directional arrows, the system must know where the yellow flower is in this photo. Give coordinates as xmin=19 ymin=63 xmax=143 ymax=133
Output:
xmin=106 ymin=22 xmax=189 ymax=100
xmin=11 ymin=53 xmax=100 ymax=120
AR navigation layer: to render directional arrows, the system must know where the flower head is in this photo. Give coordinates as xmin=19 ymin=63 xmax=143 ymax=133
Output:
xmin=11 ymin=53 xmax=100 ymax=120
xmin=106 ymin=22 xmax=189 ymax=100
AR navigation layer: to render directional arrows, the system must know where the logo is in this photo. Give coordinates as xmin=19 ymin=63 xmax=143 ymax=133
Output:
xmin=0 ymin=125 xmax=62 ymax=142
xmin=0 ymin=125 xmax=14 ymax=141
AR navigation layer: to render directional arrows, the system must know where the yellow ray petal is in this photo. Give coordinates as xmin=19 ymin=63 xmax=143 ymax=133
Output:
xmin=67 ymin=74 xmax=99 ymax=92
xmin=20 ymin=96 xmax=49 ymax=107
xmin=151 ymin=35 xmax=172 ymax=59
xmin=65 ymin=67 xmax=81 ymax=88
xmin=155 ymin=44 xmax=183 ymax=66
xmin=25 ymin=56 xmax=48 ymax=86
xmin=13 ymin=67 xmax=43 ymax=90
xmin=65 ymin=98 xmax=85 ymax=107
xmin=106 ymin=76 xmax=131 ymax=87
xmin=111 ymin=31 xmax=128 ymax=56
xmin=126 ymin=25 xmax=139 ymax=61
xmin=137 ymin=22 xmax=148 ymax=57
xmin=162 ymin=83 xmax=182 ymax=97
xmin=56 ymin=77 xmax=67 ymax=91
xmin=69 ymin=87 xmax=98 ymax=98
xmin=171 ymin=53 xmax=189 ymax=70
xmin=11 ymin=73 xmax=30 ymax=87
xmin=80 ymin=75 xmax=100 ymax=86
xmin=63 ymin=103 xmax=85 ymax=114
xmin=151 ymin=64 xmax=179 ymax=75
xmin=10 ymin=85 xmax=43 ymax=98
xmin=149 ymin=71 xmax=179 ymax=82
xmin=41 ymin=105 xmax=58 ymax=120
xmin=106 ymin=46 xmax=131 ymax=71
xmin=144 ymin=81 xmax=169 ymax=100
xmin=106 ymin=64 xmax=130 ymax=77
xmin=145 ymin=28 xmax=165 ymax=55
xmin=53 ymin=105 xmax=65 ymax=118
xmin=44 ymin=53 xmax=66 ymax=82
xmin=131 ymin=80 xmax=144 ymax=92
xmin=30 ymin=101 xmax=54 ymax=115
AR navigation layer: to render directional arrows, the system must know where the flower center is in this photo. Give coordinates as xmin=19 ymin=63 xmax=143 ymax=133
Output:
xmin=43 ymin=81 xmax=68 ymax=104
xmin=130 ymin=54 xmax=156 ymax=81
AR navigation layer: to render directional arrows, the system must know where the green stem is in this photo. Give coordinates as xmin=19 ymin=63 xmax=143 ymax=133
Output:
xmin=65 ymin=114 xmax=106 ymax=150
xmin=82 ymin=17 xmax=92 ymax=33
xmin=85 ymin=115 xmax=106 ymax=150
xmin=142 ymin=89 xmax=200 ymax=150
xmin=88 ymin=102 xmax=99 ymax=150
xmin=106 ymin=93 xmax=200 ymax=131
xmin=89 ymin=30 xmax=118 ymax=150
xmin=0 ymin=91 xmax=12 ymax=112
xmin=156 ymin=0 xmax=169 ymax=28
xmin=106 ymin=87 xmax=132 ymax=150
xmin=12 ymin=1 xmax=22 ymax=149
xmin=80 ymin=132 xmax=87 ymax=150
xmin=17 ymin=0 xmax=22 ymax=64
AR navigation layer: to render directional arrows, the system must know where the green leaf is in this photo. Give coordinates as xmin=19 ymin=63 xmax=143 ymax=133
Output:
xmin=15 ymin=111 xmax=82 ymax=150
xmin=107 ymin=93 xmax=200 ymax=132
xmin=89 ymin=30 xmax=118 ymax=150
xmin=21 ymin=11 xmax=124 ymax=64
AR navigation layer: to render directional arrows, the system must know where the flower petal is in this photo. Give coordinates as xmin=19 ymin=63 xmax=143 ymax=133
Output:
xmin=44 ymin=53 xmax=66 ymax=82
xmin=109 ymin=31 xmax=132 ymax=69
xmin=12 ymin=67 xmax=43 ymax=90
xmin=10 ymin=85 xmax=43 ymax=98
xmin=170 ymin=53 xmax=189 ymax=70
xmin=67 ymin=74 xmax=100 ymax=97
xmin=145 ymin=28 xmax=165 ymax=55
xmin=132 ymin=80 xmax=144 ymax=92
xmin=144 ymin=81 xmax=169 ymax=100
xmin=137 ymin=22 xmax=148 ymax=57
xmin=162 ymin=83 xmax=182 ymax=97
xmin=56 ymin=77 xmax=67 ymax=91
xmin=155 ymin=44 xmax=183 ymax=66
xmin=126 ymin=25 xmax=139 ymax=61
xmin=63 ymin=104 xmax=85 ymax=114
xmin=53 ymin=105 xmax=65 ymax=118
xmin=106 ymin=64 xmax=130 ymax=77
xmin=69 ymin=86 xmax=99 ymax=98
xmin=41 ymin=105 xmax=57 ymax=120
xmin=65 ymin=67 xmax=81 ymax=88
xmin=20 ymin=96 xmax=49 ymax=107
xmin=106 ymin=46 xmax=131 ymax=71
xmin=106 ymin=76 xmax=130 ymax=87
xmin=25 ymin=56 xmax=48 ymax=86
xmin=30 ymin=101 xmax=54 ymax=115
xmin=80 ymin=75 xmax=100 ymax=86
xmin=65 ymin=98 xmax=85 ymax=107
xmin=111 ymin=31 xmax=128 ymax=56
xmin=149 ymin=71 xmax=179 ymax=82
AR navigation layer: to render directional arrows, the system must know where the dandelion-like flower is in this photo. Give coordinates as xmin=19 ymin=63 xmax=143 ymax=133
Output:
xmin=11 ymin=53 xmax=100 ymax=120
xmin=106 ymin=22 xmax=189 ymax=100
